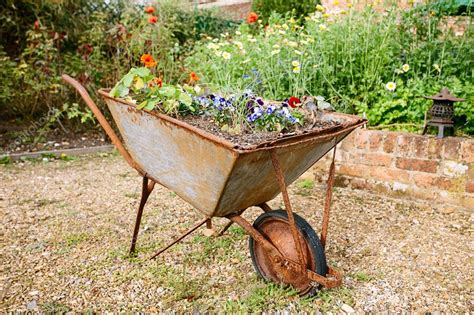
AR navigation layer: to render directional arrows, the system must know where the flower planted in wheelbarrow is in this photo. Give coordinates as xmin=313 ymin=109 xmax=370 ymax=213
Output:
xmin=110 ymin=54 xmax=308 ymax=134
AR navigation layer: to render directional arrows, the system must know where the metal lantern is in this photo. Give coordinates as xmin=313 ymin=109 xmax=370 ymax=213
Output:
xmin=422 ymin=88 xmax=465 ymax=138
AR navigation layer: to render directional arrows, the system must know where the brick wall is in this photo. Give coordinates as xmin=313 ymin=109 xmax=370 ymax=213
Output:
xmin=312 ymin=129 xmax=473 ymax=210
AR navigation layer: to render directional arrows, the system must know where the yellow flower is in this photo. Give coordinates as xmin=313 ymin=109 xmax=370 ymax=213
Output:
xmin=323 ymin=13 xmax=330 ymax=18
xmin=278 ymin=30 xmax=286 ymax=35
xmin=271 ymin=49 xmax=280 ymax=56
xmin=234 ymin=41 xmax=243 ymax=49
xmin=333 ymin=0 xmax=340 ymax=5
xmin=316 ymin=4 xmax=325 ymax=11
xmin=294 ymin=50 xmax=302 ymax=55
xmin=222 ymin=52 xmax=231 ymax=60
xmin=288 ymin=41 xmax=298 ymax=48
xmin=319 ymin=24 xmax=327 ymax=31
xmin=402 ymin=64 xmax=410 ymax=72
xmin=282 ymin=24 xmax=289 ymax=30
xmin=385 ymin=82 xmax=396 ymax=91
xmin=273 ymin=44 xmax=280 ymax=49
xmin=292 ymin=60 xmax=300 ymax=67
xmin=293 ymin=66 xmax=301 ymax=73
xmin=347 ymin=2 xmax=353 ymax=8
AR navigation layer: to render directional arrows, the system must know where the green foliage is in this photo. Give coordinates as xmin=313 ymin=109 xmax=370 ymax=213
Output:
xmin=0 ymin=0 xmax=238 ymax=130
xmin=252 ymin=0 xmax=321 ymax=22
xmin=186 ymin=4 xmax=474 ymax=134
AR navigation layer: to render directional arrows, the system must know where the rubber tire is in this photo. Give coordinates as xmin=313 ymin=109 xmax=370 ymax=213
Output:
xmin=249 ymin=209 xmax=328 ymax=296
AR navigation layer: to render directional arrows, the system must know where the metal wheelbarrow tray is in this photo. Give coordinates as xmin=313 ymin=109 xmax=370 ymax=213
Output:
xmin=63 ymin=74 xmax=366 ymax=295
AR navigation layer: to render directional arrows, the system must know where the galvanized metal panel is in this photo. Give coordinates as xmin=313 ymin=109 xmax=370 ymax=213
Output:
xmin=105 ymin=99 xmax=237 ymax=217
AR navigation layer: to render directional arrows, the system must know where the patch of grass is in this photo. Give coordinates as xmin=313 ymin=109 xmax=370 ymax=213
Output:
xmin=35 ymin=198 xmax=58 ymax=207
xmin=296 ymin=179 xmax=315 ymax=196
xmin=62 ymin=232 xmax=89 ymax=248
xmin=223 ymin=282 xmax=301 ymax=312
xmin=316 ymin=287 xmax=355 ymax=312
xmin=298 ymin=179 xmax=315 ymax=190
xmin=125 ymin=192 xmax=140 ymax=199
xmin=0 ymin=155 xmax=11 ymax=165
xmin=40 ymin=302 xmax=71 ymax=312
xmin=352 ymin=271 xmax=375 ymax=282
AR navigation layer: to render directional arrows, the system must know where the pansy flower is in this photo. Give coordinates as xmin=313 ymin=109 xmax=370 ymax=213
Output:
xmin=148 ymin=15 xmax=158 ymax=24
xmin=247 ymin=12 xmax=258 ymax=24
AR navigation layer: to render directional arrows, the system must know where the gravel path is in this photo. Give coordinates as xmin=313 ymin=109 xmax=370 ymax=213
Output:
xmin=1 ymin=153 xmax=472 ymax=312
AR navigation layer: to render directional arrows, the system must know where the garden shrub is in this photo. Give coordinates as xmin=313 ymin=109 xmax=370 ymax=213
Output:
xmin=0 ymin=0 xmax=238 ymax=130
xmin=252 ymin=0 xmax=321 ymax=22
xmin=186 ymin=3 xmax=473 ymax=135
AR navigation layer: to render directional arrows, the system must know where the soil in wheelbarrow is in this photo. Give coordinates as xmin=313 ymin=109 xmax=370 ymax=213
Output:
xmin=181 ymin=115 xmax=341 ymax=148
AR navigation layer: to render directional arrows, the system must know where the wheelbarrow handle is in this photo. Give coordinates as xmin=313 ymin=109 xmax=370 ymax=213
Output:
xmin=62 ymin=74 xmax=144 ymax=175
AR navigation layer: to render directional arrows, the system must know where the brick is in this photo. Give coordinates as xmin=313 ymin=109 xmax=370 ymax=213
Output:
xmin=442 ymin=137 xmax=462 ymax=160
xmin=460 ymin=195 xmax=474 ymax=210
xmin=368 ymin=131 xmax=384 ymax=151
xmin=427 ymin=137 xmax=443 ymax=160
xmin=461 ymin=141 xmax=474 ymax=163
xmin=354 ymin=152 xmax=392 ymax=167
xmin=465 ymin=181 xmax=474 ymax=193
xmin=340 ymin=132 xmax=356 ymax=151
xmin=412 ymin=136 xmax=429 ymax=158
xmin=370 ymin=166 xmax=411 ymax=183
xmin=383 ymin=133 xmax=398 ymax=154
xmin=412 ymin=173 xmax=437 ymax=189
xmin=396 ymin=158 xmax=438 ymax=173
xmin=354 ymin=130 xmax=369 ymax=150
xmin=337 ymin=164 xmax=372 ymax=178
xmin=396 ymin=134 xmax=413 ymax=157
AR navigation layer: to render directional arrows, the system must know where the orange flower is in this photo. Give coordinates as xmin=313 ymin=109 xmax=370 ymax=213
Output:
xmin=140 ymin=54 xmax=157 ymax=68
xmin=190 ymin=72 xmax=200 ymax=82
xmin=144 ymin=6 xmax=155 ymax=14
xmin=247 ymin=12 xmax=258 ymax=24
xmin=154 ymin=77 xmax=163 ymax=87
xmin=148 ymin=15 xmax=158 ymax=24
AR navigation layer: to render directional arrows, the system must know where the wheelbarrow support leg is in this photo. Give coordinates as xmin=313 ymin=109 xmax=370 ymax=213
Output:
xmin=130 ymin=176 xmax=155 ymax=254
xmin=269 ymin=150 xmax=306 ymax=270
xmin=321 ymin=147 xmax=337 ymax=249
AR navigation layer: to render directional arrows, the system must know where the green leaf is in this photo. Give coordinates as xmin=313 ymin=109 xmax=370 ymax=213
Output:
xmin=123 ymin=73 xmax=135 ymax=87
xmin=134 ymin=67 xmax=150 ymax=77
xmin=159 ymin=86 xmax=176 ymax=97
xmin=178 ymin=92 xmax=192 ymax=106
xmin=144 ymin=99 xmax=159 ymax=110
xmin=110 ymin=85 xmax=129 ymax=98
xmin=137 ymin=101 xmax=148 ymax=110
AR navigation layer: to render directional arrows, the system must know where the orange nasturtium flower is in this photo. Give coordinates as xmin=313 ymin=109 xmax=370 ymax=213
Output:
xmin=140 ymin=54 xmax=157 ymax=68
xmin=247 ymin=12 xmax=258 ymax=24
xmin=144 ymin=6 xmax=155 ymax=14
xmin=190 ymin=72 xmax=200 ymax=82
xmin=148 ymin=15 xmax=158 ymax=24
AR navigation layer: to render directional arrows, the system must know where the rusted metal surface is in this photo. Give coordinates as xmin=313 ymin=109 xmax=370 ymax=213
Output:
xmin=149 ymin=217 xmax=210 ymax=260
xmin=248 ymin=214 xmax=316 ymax=294
xmin=257 ymin=203 xmax=272 ymax=212
xmin=269 ymin=151 xmax=306 ymax=271
xmin=97 ymin=88 xmax=365 ymax=218
xmin=62 ymin=75 xmax=145 ymax=175
xmin=320 ymin=147 xmax=336 ymax=249
xmin=130 ymin=176 xmax=156 ymax=254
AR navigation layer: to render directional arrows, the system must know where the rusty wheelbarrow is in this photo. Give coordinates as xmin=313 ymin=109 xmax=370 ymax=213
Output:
xmin=63 ymin=74 xmax=366 ymax=295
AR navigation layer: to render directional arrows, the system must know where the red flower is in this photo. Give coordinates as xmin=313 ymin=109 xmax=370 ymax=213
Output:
xmin=144 ymin=6 xmax=155 ymax=14
xmin=288 ymin=97 xmax=301 ymax=108
xmin=34 ymin=20 xmax=40 ymax=30
xmin=140 ymin=54 xmax=157 ymax=68
xmin=190 ymin=72 xmax=200 ymax=82
xmin=148 ymin=15 xmax=158 ymax=24
xmin=247 ymin=12 xmax=258 ymax=24
xmin=154 ymin=77 xmax=163 ymax=87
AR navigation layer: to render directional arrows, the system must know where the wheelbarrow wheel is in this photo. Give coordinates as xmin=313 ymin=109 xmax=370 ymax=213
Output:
xmin=249 ymin=210 xmax=327 ymax=296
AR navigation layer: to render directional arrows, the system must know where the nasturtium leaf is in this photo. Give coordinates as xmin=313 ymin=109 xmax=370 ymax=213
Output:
xmin=134 ymin=77 xmax=145 ymax=90
xmin=115 ymin=85 xmax=129 ymax=98
xmin=160 ymin=86 xmax=176 ymax=97
xmin=144 ymin=99 xmax=158 ymax=110
xmin=123 ymin=73 xmax=135 ymax=87
xmin=178 ymin=92 xmax=192 ymax=106
xmin=134 ymin=67 xmax=150 ymax=77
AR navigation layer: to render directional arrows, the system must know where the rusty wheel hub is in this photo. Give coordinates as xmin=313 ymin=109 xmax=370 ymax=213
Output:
xmin=252 ymin=216 xmax=316 ymax=294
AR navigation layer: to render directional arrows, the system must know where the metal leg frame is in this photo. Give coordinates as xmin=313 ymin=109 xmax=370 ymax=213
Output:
xmin=129 ymin=176 xmax=156 ymax=254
